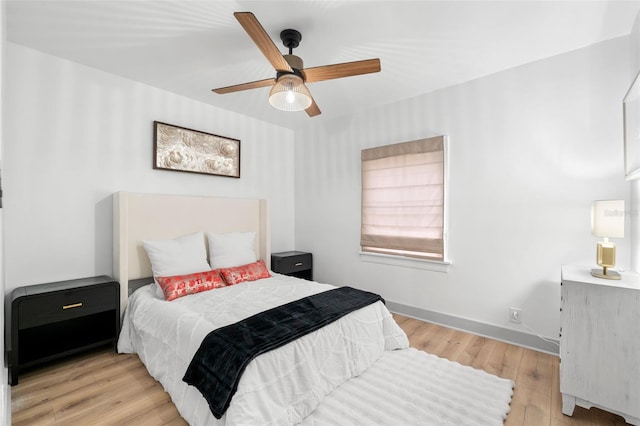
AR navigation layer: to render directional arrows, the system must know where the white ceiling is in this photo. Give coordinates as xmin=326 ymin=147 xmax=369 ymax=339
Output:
xmin=6 ymin=0 xmax=640 ymax=129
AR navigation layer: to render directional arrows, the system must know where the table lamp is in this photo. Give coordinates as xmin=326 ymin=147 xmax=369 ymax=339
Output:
xmin=590 ymin=199 xmax=624 ymax=279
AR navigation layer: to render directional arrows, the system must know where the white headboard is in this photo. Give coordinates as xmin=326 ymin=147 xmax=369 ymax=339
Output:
xmin=113 ymin=191 xmax=270 ymax=314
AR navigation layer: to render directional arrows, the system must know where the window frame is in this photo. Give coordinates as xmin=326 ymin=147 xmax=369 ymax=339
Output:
xmin=359 ymin=136 xmax=450 ymax=271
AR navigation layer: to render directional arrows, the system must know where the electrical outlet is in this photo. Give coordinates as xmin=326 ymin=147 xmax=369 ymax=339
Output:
xmin=510 ymin=307 xmax=522 ymax=324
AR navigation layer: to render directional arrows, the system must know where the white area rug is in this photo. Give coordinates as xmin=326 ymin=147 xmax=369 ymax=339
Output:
xmin=300 ymin=347 xmax=514 ymax=426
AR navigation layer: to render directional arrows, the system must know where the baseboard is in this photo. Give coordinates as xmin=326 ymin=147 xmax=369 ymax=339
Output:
xmin=387 ymin=300 xmax=560 ymax=355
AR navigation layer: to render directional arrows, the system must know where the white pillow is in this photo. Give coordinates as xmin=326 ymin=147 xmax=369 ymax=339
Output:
xmin=143 ymin=232 xmax=211 ymax=278
xmin=207 ymin=231 xmax=257 ymax=269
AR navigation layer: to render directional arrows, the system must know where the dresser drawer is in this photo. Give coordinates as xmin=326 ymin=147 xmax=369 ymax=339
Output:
xmin=18 ymin=284 xmax=117 ymax=329
xmin=272 ymin=252 xmax=312 ymax=275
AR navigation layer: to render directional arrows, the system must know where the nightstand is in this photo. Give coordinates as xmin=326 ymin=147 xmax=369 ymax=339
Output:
xmin=5 ymin=276 xmax=120 ymax=385
xmin=560 ymin=265 xmax=640 ymax=425
xmin=271 ymin=251 xmax=313 ymax=280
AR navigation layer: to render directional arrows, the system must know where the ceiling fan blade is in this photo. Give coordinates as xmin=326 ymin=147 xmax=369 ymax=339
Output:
xmin=212 ymin=78 xmax=275 ymax=94
xmin=234 ymin=12 xmax=292 ymax=73
xmin=302 ymin=59 xmax=381 ymax=83
xmin=306 ymin=97 xmax=321 ymax=117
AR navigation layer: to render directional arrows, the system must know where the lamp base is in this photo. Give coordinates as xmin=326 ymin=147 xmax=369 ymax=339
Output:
xmin=590 ymin=268 xmax=621 ymax=280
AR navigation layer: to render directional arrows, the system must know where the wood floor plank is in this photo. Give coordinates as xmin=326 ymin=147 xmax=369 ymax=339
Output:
xmin=512 ymin=386 xmax=550 ymax=426
xmin=80 ymin=392 xmax=173 ymax=426
xmin=11 ymin=401 xmax=55 ymax=426
xmin=517 ymin=349 xmax=554 ymax=395
xmin=13 ymin=352 xmax=139 ymax=414
xmin=50 ymin=364 xmax=153 ymax=424
xmin=154 ymin=398 xmax=188 ymax=425
xmin=11 ymin=318 xmax=631 ymax=425
xmin=457 ymin=334 xmax=493 ymax=367
xmin=393 ymin=315 xmax=430 ymax=344
xmin=415 ymin=320 xmax=455 ymax=354
xmin=438 ymin=328 xmax=475 ymax=362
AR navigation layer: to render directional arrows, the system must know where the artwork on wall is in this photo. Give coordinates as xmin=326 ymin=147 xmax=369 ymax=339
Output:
xmin=153 ymin=121 xmax=240 ymax=178
xmin=624 ymin=71 xmax=640 ymax=180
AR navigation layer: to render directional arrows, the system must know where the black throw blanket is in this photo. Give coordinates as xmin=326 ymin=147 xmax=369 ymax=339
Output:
xmin=182 ymin=286 xmax=384 ymax=419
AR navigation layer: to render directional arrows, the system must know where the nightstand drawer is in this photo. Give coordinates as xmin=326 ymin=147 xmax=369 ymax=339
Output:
xmin=271 ymin=251 xmax=313 ymax=281
xmin=18 ymin=285 xmax=117 ymax=329
xmin=272 ymin=252 xmax=312 ymax=274
xmin=6 ymin=276 xmax=120 ymax=385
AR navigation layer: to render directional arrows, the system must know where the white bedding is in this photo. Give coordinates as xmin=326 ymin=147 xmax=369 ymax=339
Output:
xmin=118 ymin=274 xmax=409 ymax=426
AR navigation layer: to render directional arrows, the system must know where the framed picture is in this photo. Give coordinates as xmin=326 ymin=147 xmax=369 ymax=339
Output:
xmin=624 ymin=70 xmax=640 ymax=180
xmin=153 ymin=121 xmax=240 ymax=178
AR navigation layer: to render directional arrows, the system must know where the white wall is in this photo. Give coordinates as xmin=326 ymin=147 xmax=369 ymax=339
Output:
xmin=0 ymin=1 xmax=8 ymax=423
xmin=294 ymin=36 xmax=630 ymax=343
xmin=629 ymin=13 xmax=640 ymax=272
xmin=3 ymin=43 xmax=296 ymax=291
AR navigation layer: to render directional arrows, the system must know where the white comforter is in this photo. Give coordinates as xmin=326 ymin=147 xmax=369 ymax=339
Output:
xmin=118 ymin=274 xmax=409 ymax=426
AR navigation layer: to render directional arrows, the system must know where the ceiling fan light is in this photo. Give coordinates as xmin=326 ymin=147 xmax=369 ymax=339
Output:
xmin=269 ymin=74 xmax=312 ymax=112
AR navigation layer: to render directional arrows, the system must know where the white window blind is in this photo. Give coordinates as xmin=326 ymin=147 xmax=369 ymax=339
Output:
xmin=361 ymin=136 xmax=445 ymax=260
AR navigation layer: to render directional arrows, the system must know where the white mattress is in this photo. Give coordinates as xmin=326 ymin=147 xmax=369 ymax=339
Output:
xmin=118 ymin=274 xmax=410 ymax=425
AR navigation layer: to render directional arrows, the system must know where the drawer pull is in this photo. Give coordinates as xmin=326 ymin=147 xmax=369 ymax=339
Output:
xmin=62 ymin=302 xmax=83 ymax=310
xmin=295 ymin=262 xmax=303 ymax=267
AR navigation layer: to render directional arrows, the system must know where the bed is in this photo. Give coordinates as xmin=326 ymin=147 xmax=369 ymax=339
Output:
xmin=114 ymin=191 xmax=514 ymax=426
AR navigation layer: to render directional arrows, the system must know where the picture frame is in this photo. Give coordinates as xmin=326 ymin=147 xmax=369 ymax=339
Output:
xmin=624 ymin=70 xmax=640 ymax=180
xmin=153 ymin=121 xmax=240 ymax=178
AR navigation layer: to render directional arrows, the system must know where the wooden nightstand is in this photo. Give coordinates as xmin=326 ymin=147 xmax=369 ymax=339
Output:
xmin=271 ymin=251 xmax=313 ymax=281
xmin=560 ymin=265 xmax=640 ymax=425
xmin=5 ymin=276 xmax=120 ymax=385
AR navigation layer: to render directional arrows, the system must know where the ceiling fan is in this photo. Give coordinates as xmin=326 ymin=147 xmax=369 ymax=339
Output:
xmin=212 ymin=12 xmax=381 ymax=117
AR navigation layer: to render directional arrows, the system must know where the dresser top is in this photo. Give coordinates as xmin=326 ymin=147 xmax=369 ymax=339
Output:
xmin=561 ymin=264 xmax=640 ymax=291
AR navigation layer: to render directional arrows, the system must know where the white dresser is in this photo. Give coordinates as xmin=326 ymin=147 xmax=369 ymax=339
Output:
xmin=560 ymin=265 xmax=640 ymax=425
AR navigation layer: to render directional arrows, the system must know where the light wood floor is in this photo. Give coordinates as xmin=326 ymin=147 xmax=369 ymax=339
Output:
xmin=11 ymin=314 xmax=630 ymax=425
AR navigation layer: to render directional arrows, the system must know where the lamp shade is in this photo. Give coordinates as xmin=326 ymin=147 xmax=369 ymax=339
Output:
xmin=591 ymin=200 xmax=625 ymax=238
xmin=269 ymin=74 xmax=312 ymax=112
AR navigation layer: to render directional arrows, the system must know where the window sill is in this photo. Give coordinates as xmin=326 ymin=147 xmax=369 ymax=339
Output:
xmin=359 ymin=252 xmax=452 ymax=272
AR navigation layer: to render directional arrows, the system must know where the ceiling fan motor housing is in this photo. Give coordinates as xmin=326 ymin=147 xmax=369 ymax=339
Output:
xmin=284 ymin=54 xmax=303 ymax=71
xmin=279 ymin=30 xmax=304 ymax=78
xmin=280 ymin=29 xmax=302 ymax=51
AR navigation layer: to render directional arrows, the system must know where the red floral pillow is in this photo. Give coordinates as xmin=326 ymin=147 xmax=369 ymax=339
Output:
xmin=156 ymin=269 xmax=226 ymax=301
xmin=219 ymin=260 xmax=271 ymax=285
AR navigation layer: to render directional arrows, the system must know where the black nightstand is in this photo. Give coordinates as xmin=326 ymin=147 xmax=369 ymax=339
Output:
xmin=5 ymin=276 xmax=120 ymax=385
xmin=271 ymin=251 xmax=313 ymax=281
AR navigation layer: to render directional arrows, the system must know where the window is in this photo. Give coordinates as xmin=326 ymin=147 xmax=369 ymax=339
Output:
xmin=361 ymin=135 xmax=447 ymax=261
